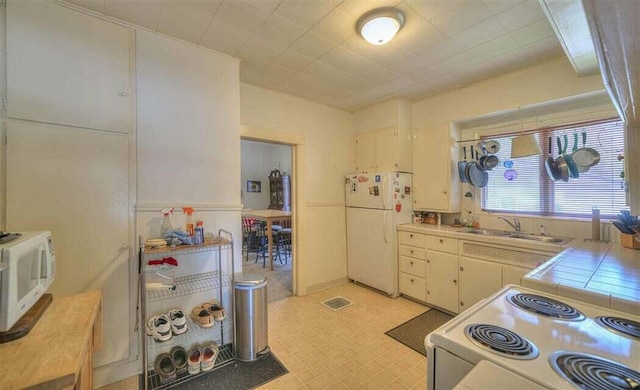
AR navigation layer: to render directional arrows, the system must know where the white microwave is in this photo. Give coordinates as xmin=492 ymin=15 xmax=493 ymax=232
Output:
xmin=0 ymin=231 xmax=56 ymax=332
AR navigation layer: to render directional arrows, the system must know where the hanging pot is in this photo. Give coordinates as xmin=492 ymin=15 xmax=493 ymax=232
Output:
xmin=484 ymin=140 xmax=501 ymax=154
xmin=465 ymin=146 xmax=488 ymax=187
xmin=564 ymin=133 xmax=580 ymax=179
xmin=545 ymin=136 xmax=561 ymax=181
xmin=572 ymin=132 xmax=601 ymax=171
xmin=458 ymin=146 xmax=468 ymax=183
xmin=555 ymin=135 xmax=570 ymax=182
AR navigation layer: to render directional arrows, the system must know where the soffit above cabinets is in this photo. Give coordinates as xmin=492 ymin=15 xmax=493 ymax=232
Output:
xmin=62 ymin=0 xmax=574 ymax=112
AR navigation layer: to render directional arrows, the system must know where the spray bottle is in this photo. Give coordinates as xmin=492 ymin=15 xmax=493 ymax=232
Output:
xmin=194 ymin=221 xmax=204 ymax=244
xmin=183 ymin=207 xmax=195 ymax=237
xmin=160 ymin=208 xmax=174 ymax=236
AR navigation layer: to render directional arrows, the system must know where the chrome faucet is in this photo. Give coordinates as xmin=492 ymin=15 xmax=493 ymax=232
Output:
xmin=498 ymin=216 xmax=521 ymax=232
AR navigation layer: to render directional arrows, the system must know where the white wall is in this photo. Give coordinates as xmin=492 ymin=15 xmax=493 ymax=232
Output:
xmin=240 ymin=83 xmax=353 ymax=293
xmin=241 ymin=140 xmax=291 ymax=210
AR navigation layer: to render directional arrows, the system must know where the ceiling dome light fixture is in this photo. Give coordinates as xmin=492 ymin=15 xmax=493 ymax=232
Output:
xmin=357 ymin=8 xmax=405 ymax=46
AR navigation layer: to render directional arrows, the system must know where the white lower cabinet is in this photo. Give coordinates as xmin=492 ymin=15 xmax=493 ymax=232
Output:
xmin=458 ymin=257 xmax=502 ymax=311
xmin=400 ymin=272 xmax=427 ymax=301
xmin=398 ymin=229 xmax=558 ymax=314
xmin=426 ymin=250 xmax=459 ymax=313
xmin=399 ymin=233 xmax=427 ymax=302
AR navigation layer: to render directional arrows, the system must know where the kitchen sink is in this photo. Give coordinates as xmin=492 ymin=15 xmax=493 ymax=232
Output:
xmin=508 ymin=233 xmax=570 ymax=245
xmin=457 ymin=228 xmax=511 ymax=236
xmin=457 ymin=228 xmax=571 ymax=244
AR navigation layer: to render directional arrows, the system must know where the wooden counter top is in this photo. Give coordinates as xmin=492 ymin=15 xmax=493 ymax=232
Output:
xmin=0 ymin=290 xmax=102 ymax=390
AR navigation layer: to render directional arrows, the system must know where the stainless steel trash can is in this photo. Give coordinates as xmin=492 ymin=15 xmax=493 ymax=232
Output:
xmin=234 ymin=273 xmax=268 ymax=361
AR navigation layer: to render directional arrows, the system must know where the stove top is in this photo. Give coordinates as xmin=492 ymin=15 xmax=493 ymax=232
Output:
xmin=507 ymin=292 xmax=585 ymax=320
xmin=595 ymin=316 xmax=640 ymax=340
xmin=465 ymin=324 xmax=538 ymax=360
xmin=550 ymin=352 xmax=640 ymax=390
xmin=426 ymin=285 xmax=640 ymax=390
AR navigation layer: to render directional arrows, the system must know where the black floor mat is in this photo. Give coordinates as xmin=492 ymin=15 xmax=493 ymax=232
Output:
xmin=385 ymin=309 xmax=454 ymax=356
xmin=167 ymin=352 xmax=287 ymax=390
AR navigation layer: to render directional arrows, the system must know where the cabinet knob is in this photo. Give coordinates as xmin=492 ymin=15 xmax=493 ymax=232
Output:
xmin=453 ymin=279 xmax=457 ymax=284
xmin=460 ymin=301 xmax=464 ymax=306
xmin=118 ymin=92 xmax=129 ymax=97
xmin=410 ymin=261 xmax=414 ymax=265
xmin=414 ymin=200 xmax=417 ymax=204
xmin=427 ymin=290 xmax=430 ymax=295
xmin=426 ymin=259 xmax=430 ymax=263
xmin=443 ymin=191 xmax=447 ymax=194
xmin=439 ymin=239 xmax=444 ymax=244
xmin=460 ymin=266 xmax=464 ymax=271
xmin=409 ymin=234 xmax=413 ymax=238
xmin=410 ymin=249 xmax=414 ymax=254
xmin=410 ymin=278 xmax=414 ymax=283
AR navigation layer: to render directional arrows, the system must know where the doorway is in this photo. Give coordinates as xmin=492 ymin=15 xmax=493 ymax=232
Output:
xmin=240 ymin=138 xmax=295 ymax=301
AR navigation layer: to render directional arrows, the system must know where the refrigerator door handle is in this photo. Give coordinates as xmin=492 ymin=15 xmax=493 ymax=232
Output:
xmin=381 ymin=175 xmax=387 ymax=209
xmin=383 ymin=210 xmax=389 ymax=243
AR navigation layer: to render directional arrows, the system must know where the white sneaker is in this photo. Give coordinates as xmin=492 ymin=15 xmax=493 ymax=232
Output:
xmin=168 ymin=309 xmax=188 ymax=335
xmin=146 ymin=314 xmax=172 ymax=342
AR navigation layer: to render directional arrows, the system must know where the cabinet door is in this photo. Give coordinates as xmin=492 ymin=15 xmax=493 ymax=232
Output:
xmin=356 ymin=132 xmax=375 ymax=172
xmin=459 ymin=257 xmax=502 ymax=311
xmin=374 ymin=128 xmax=399 ymax=171
xmin=6 ymin=121 xmax=132 ymax=367
xmin=7 ymin=0 xmax=132 ymax=133
xmin=426 ymin=251 xmax=459 ymax=313
xmin=503 ymin=265 xmax=531 ymax=286
xmin=413 ymin=125 xmax=450 ymax=211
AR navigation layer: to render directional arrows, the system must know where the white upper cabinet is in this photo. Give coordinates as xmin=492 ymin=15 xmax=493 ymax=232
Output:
xmin=355 ymin=127 xmax=412 ymax=172
xmin=413 ymin=123 xmax=461 ymax=212
xmin=7 ymin=0 xmax=132 ymax=133
xmin=6 ymin=121 xmax=131 ymax=367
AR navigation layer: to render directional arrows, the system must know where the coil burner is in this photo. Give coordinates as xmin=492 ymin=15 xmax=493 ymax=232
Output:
xmin=550 ymin=352 xmax=640 ymax=390
xmin=595 ymin=316 xmax=640 ymax=340
xmin=507 ymin=293 xmax=585 ymax=320
xmin=464 ymin=324 xmax=539 ymax=360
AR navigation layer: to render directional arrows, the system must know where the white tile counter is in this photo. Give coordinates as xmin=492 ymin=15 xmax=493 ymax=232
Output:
xmin=398 ymin=223 xmax=639 ymax=315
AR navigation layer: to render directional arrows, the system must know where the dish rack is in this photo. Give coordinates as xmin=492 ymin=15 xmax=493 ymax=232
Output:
xmin=139 ymin=229 xmax=235 ymax=390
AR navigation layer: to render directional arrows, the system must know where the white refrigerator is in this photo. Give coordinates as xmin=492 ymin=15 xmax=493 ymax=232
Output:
xmin=345 ymin=172 xmax=413 ymax=297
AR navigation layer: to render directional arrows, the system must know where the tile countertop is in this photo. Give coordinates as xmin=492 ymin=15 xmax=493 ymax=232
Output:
xmin=398 ymin=223 xmax=640 ymax=315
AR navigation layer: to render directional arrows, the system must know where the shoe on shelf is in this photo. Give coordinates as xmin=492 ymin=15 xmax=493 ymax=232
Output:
xmin=146 ymin=314 xmax=172 ymax=342
xmin=170 ymin=346 xmax=188 ymax=376
xmin=192 ymin=306 xmax=214 ymax=328
xmin=203 ymin=302 xmax=226 ymax=322
xmin=168 ymin=309 xmax=188 ymax=335
xmin=187 ymin=345 xmax=202 ymax=375
xmin=200 ymin=342 xmax=219 ymax=372
xmin=154 ymin=352 xmax=176 ymax=384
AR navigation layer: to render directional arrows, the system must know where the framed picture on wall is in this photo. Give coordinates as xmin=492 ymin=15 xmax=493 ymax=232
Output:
xmin=247 ymin=180 xmax=261 ymax=193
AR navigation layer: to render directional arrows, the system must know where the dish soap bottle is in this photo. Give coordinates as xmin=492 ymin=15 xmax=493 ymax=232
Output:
xmin=194 ymin=221 xmax=204 ymax=244
xmin=183 ymin=207 xmax=195 ymax=237
xmin=160 ymin=208 xmax=174 ymax=236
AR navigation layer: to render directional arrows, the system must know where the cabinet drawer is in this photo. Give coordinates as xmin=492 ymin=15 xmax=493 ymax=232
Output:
xmin=399 ymin=273 xmax=426 ymax=302
xmin=426 ymin=235 xmax=458 ymax=254
xmin=400 ymin=256 xmax=426 ymax=278
xmin=399 ymin=231 xmax=426 ymax=248
xmin=399 ymin=245 xmax=426 ymax=260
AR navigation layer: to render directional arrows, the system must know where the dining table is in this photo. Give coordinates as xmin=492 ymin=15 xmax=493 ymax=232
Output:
xmin=242 ymin=209 xmax=292 ymax=270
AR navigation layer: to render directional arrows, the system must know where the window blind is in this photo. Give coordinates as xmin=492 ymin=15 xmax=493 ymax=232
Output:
xmin=481 ymin=118 xmax=628 ymax=217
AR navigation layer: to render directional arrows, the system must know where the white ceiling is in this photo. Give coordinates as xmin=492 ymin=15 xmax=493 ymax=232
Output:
xmin=64 ymin=0 xmax=567 ymax=112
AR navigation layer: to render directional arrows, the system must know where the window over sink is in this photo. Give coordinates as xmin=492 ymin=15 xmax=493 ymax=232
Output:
xmin=481 ymin=118 xmax=628 ymax=218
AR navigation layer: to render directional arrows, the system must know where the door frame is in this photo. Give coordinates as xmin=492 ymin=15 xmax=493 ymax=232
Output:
xmin=240 ymin=125 xmax=306 ymax=296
